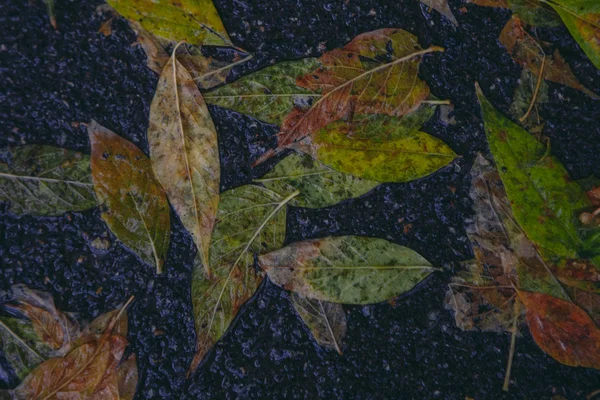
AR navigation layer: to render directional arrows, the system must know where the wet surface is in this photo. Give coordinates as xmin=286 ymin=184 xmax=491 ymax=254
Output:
xmin=1 ymin=0 xmax=600 ymax=398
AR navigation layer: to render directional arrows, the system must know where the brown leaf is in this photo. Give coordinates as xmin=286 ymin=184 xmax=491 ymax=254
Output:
xmin=519 ymin=291 xmax=600 ymax=369
xmin=466 ymin=0 xmax=509 ymax=7
xmin=420 ymin=0 xmax=459 ymax=26
xmin=256 ymin=28 xmax=441 ymax=164
xmin=499 ymin=16 xmax=599 ymax=99
xmin=116 ymin=354 xmax=138 ymax=400
xmin=588 ymin=187 xmax=600 ymax=207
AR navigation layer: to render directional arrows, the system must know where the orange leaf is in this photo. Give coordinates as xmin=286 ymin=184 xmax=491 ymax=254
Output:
xmin=519 ymin=291 xmax=600 ymax=368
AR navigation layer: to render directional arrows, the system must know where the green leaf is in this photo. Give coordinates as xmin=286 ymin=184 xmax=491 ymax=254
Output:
xmin=189 ymin=185 xmax=297 ymax=373
xmin=295 ymin=115 xmax=458 ymax=182
xmin=148 ymin=50 xmax=220 ymax=275
xmin=476 ymin=84 xmax=590 ymax=263
xmin=290 ymin=293 xmax=346 ymax=354
xmin=0 ymin=317 xmax=49 ymax=380
xmin=259 ymin=236 xmax=437 ymax=304
xmin=256 ymin=152 xmax=379 ymax=208
xmin=107 ymin=0 xmax=232 ymax=46
xmin=543 ymin=0 xmax=600 ymax=69
xmin=508 ymin=0 xmax=563 ymax=27
xmin=203 ymin=58 xmax=321 ymax=125
xmin=89 ymin=121 xmax=171 ymax=274
xmin=0 ymin=146 xmax=96 ymax=215
xmin=508 ymin=69 xmax=549 ymax=134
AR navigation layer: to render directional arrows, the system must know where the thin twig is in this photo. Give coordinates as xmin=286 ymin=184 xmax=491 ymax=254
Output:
xmin=503 ymin=298 xmax=520 ymax=392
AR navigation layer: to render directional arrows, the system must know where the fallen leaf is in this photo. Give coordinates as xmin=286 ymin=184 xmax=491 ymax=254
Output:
xmin=147 ymin=50 xmax=219 ymax=276
xmin=203 ymin=58 xmax=321 ymax=124
xmin=500 ymin=15 xmax=598 ymax=98
xmin=0 ymin=145 xmax=96 ymax=215
xmin=508 ymin=0 xmax=562 ymax=27
xmin=420 ymin=0 xmax=459 ymax=26
xmin=256 ymin=152 xmax=379 ymax=208
xmin=189 ymin=185 xmax=296 ymax=373
xmin=256 ymin=28 xmax=443 ymax=164
xmin=107 ymin=0 xmax=232 ymax=46
xmin=543 ymin=0 xmax=600 ymax=69
xmin=131 ymin=22 xmax=251 ymax=90
xmin=259 ymin=236 xmax=437 ymax=304
xmin=466 ymin=0 xmax=509 ymax=7
xmin=44 ymin=0 xmax=56 ymax=29
xmin=508 ymin=69 xmax=549 ymax=134
xmin=295 ymin=115 xmax=457 ymax=182
xmin=116 ymin=354 xmax=138 ymax=400
xmin=98 ymin=17 xmax=114 ymax=36
xmin=89 ymin=121 xmax=171 ymax=274
xmin=0 ymin=317 xmax=48 ymax=380
xmin=519 ymin=290 xmax=600 ymax=369
xmin=290 ymin=293 xmax=346 ymax=354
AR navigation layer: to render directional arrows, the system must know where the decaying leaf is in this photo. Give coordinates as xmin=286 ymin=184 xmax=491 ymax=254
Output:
xmin=255 ymin=28 xmax=443 ymax=164
xmin=0 ymin=145 xmax=96 ymax=215
xmin=10 ymin=298 xmax=137 ymax=400
xmin=0 ymin=317 xmax=48 ymax=380
xmin=131 ymin=22 xmax=251 ymax=90
xmin=508 ymin=69 xmax=549 ymax=134
xmin=519 ymin=290 xmax=600 ymax=368
xmin=189 ymin=185 xmax=297 ymax=373
xmin=294 ymin=116 xmax=458 ymax=182
xmin=256 ymin=152 xmax=379 ymax=208
xmin=148 ymin=49 xmax=220 ymax=276
xmin=420 ymin=0 xmax=459 ymax=26
xmin=500 ymin=15 xmax=599 ymax=98
xmin=290 ymin=293 xmax=346 ymax=354
xmin=203 ymin=58 xmax=321 ymax=124
xmin=89 ymin=121 xmax=171 ymax=274
xmin=544 ymin=0 xmax=600 ymax=69
xmin=107 ymin=0 xmax=232 ymax=47
xmin=259 ymin=236 xmax=437 ymax=304
xmin=466 ymin=0 xmax=509 ymax=8
xmin=508 ymin=0 xmax=562 ymax=27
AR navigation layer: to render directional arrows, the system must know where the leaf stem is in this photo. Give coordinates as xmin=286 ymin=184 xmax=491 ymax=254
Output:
xmin=0 ymin=319 xmax=44 ymax=361
xmin=503 ymin=298 xmax=520 ymax=392
xmin=422 ymin=99 xmax=451 ymax=105
xmin=519 ymin=54 xmax=546 ymax=123
xmin=195 ymin=54 xmax=254 ymax=82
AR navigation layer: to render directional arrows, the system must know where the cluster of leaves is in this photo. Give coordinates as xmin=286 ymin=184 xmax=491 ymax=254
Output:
xmin=0 ymin=285 xmax=137 ymax=399
xmin=4 ymin=0 xmax=600 ymax=389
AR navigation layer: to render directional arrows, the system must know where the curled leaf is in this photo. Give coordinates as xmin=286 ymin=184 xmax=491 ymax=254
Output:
xmin=148 ymin=50 xmax=220 ymax=275
xmin=291 ymin=293 xmax=346 ymax=354
xmin=295 ymin=116 xmax=457 ymax=182
xmin=89 ymin=121 xmax=171 ymax=274
xmin=107 ymin=0 xmax=232 ymax=46
xmin=519 ymin=290 xmax=600 ymax=369
xmin=257 ymin=152 xmax=379 ymax=208
xmin=256 ymin=28 xmax=442 ymax=164
xmin=0 ymin=145 xmax=96 ymax=215
xmin=259 ymin=236 xmax=437 ymax=304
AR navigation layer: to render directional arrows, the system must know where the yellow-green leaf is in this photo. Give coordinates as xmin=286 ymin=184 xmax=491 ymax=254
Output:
xmin=148 ymin=50 xmax=220 ymax=275
xmin=107 ymin=0 xmax=231 ymax=46
xmin=89 ymin=121 xmax=171 ymax=274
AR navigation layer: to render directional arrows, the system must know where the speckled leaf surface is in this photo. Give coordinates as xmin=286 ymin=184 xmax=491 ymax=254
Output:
xmin=148 ymin=53 xmax=220 ymax=275
xmin=295 ymin=117 xmax=457 ymax=182
xmin=107 ymin=0 xmax=231 ymax=46
xmin=545 ymin=0 xmax=600 ymax=69
xmin=0 ymin=317 xmax=48 ymax=380
xmin=519 ymin=291 xmax=600 ymax=369
xmin=476 ymin=85 xmax=590 ymax=263
xmin=257 ymin=152 xmax=379 ymax=208
xmin=0 ymin=145 xmax=96 ymax=215
xmin=255 ymin=28 xmax=442 ymax=164
xmin=190 ymin=185 xmax=295 ymax=373
xmin=420 ymin=0 xmax=459 ymax=25
xmin=89 ymin=121 xmax=171 ymax=274
xmin=203 ymin=58 xmax=321 ymax=125
xmin=259 ymin=236 xmax=437 ymax=304
xmin=290 ymin=293 xmax=346 ymax=354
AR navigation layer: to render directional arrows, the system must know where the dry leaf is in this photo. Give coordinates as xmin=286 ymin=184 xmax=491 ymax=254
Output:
xmin=420 ymin=0 xmax=459 ymax=26
xmin=466 ymin=0 xmax=509 ymax=7
xmin=89 ymin=121 xmax=171 ymax=274
xmin=519 ymin=291 xmax=600 ymax=369
xmin=148 ymin=49 xmax=220 ymax=277
xmin=255 ymin=28 xmax=442 ymax=164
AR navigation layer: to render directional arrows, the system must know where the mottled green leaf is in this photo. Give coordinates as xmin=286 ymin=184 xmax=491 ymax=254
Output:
xmin=508 ymin=0 xmax=562 ymax=27
xmin=290 ymin=293 xmax=346 ymax=354
xmin=89 ymin=121 xmax=171 ymax=274
xmin=256 ymin=152 xmax=379 ymax=208
xmin=0 ymin=317 xmax=48 ymax=380
xmin=259 ymin=236 xmax=437 ymax=304
xmin=508 ymin=69 xmax=549 ymax=134
xmin=107 ymin=0 xmax=231 ymax=46
xmin=0 ymin=146 xmax=96 ymax=215
xmin=544 ymin=0 xmax=600 ymax=69
xmin=148 ymin=50 xmax=220 ymax=275
xmin=190 ymin=185 xmax=297 ymax=373
xmin=295 ymin=116 xmax=457 ymax=182
xmin=203 ymin=58 xmax=321 ymax=124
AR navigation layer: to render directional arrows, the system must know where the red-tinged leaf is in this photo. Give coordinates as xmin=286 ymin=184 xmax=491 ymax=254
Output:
xmin=519 ymin=291 xmax=600 ymax=369
xmin=116 ymin=354 xmax=138 ymax=400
